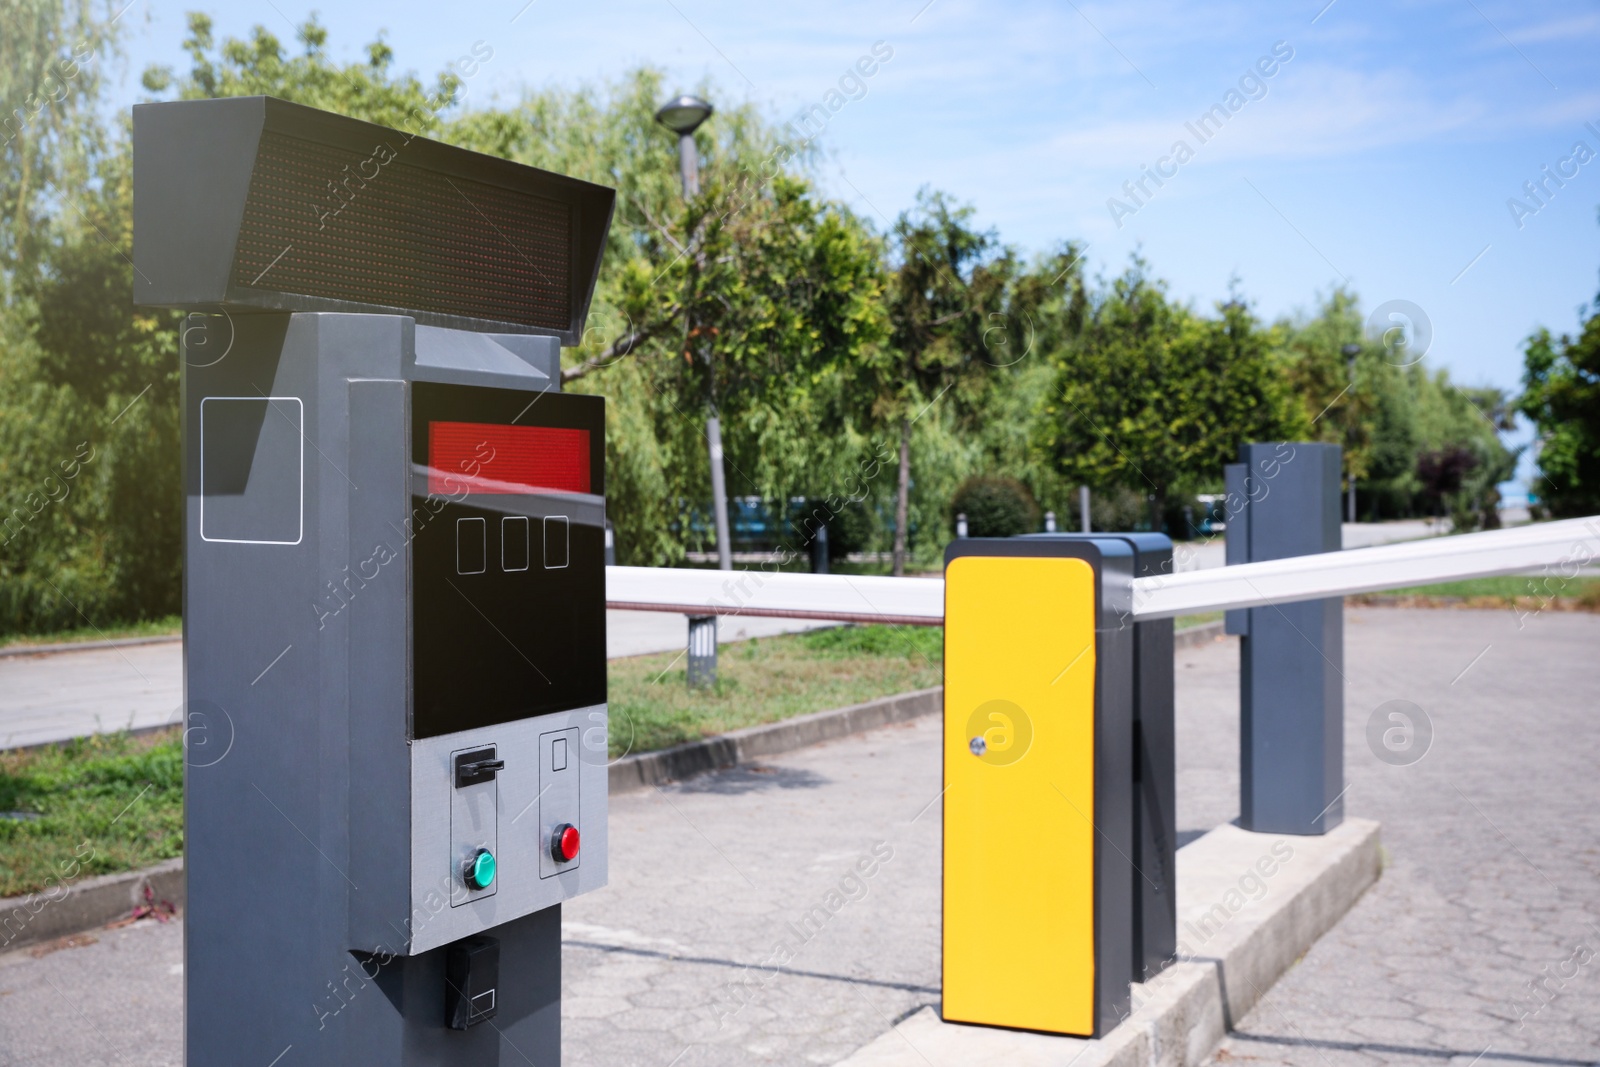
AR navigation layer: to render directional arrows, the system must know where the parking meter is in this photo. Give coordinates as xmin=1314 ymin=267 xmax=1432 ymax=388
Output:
xmin=133 ymin=96 xmax=615 ymax=1065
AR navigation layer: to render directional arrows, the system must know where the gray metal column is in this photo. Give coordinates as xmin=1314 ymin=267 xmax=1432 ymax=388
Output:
xmin=1225 ymin=443 xmax=1345 ymax=835
xmin=706 ymin=415 xmax=733 ymax=571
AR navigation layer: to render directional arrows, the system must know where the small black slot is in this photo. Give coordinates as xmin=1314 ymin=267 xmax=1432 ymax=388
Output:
xmin=454 ymin=747 xmax=502 ymax=788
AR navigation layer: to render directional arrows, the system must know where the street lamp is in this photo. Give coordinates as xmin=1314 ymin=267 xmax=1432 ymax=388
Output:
xmin=655 ymin=94 xmax=713 ymax=197
xmin=1341 ymin=343 xmax=1361 ymax=524
xmin=654 ymin=94 xmax=731 ymax=578
xmin=656 ymin=94 xmax=728 ymax=686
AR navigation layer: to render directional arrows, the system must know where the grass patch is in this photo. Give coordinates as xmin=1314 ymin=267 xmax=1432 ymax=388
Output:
xmin=1372 ymin=575 xmax=1600 ymax=601
xmin=0 ymin=728 xmax=183 ymax=899
xmin=0 ymin=615 xmax=182 ymax=651
xmin=1353 ymin=575 xmax=1600 ymax=611
xmin=1176 ymin=612 xmax=1223 ymax=630
xmin=606 ymin=624 xmax=942 ymax=758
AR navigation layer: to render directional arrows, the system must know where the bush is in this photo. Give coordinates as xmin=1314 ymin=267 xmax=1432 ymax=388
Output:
xmin=951 ymin=475 xmax=1040 ymax=538
xmin=1085 ymin=485 xmax=1149 ymax=532
xmin=831 ymin=499 xmax=878 ymax=557
xmin=1161 ymin=492 xmax=1205 ymax=540
xmin=793 ymin=497 xmax=877 ymax=558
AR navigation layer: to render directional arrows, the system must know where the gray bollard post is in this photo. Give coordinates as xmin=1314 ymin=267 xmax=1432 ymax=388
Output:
xmin=687 ymin=614 xmax=718 ymax=688
xmin=810 ymin=521 xmax=830 ymax=574
xmin=1225 ymin=442 xmax=1345 ymax=835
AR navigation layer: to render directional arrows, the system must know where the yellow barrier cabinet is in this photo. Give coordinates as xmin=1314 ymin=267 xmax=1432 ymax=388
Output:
xmin=942 ymin=538 xmax=1135 ymax=1037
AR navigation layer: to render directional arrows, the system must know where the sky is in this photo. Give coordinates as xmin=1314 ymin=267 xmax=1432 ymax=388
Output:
xmin=104 ymin=0 xmax=1600 ymax=490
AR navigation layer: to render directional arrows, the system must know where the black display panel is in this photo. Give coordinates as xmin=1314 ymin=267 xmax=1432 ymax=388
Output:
xmin=410 ymin=382 xmax=606 ymax=740
xmin=232 ymin=130 xmax=574 ymax=332
xmin=132 ymin=97 xmax=616 ymax=344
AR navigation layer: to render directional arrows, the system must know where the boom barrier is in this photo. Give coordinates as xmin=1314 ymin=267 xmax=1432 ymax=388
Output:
xmin=605 ymin=515 xmax=1600 ymax=624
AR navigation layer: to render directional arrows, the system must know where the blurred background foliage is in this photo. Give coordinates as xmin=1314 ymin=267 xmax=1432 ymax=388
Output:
xmin=0 ymin=6 xmax=1583 ymax=637
xmin=950 ymin=476 xmax=1039 ymax=539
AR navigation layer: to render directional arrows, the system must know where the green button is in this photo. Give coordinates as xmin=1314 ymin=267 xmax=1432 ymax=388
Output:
xmin=466 ymin=848 xmax=496 ymax=890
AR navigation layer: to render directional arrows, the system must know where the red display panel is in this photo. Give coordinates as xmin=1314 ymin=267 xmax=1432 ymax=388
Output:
xmin=428 ymin=421 xmax=591 ymax=495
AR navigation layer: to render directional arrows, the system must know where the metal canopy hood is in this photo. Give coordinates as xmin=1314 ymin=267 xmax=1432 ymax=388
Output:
xmin=132 ymin=96 xmax=615 ymax=344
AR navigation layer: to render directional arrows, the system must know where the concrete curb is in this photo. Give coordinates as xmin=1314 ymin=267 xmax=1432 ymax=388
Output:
xmin=0 ymin=633 xmax=182 ymax=659
xmin=1173 ymin=620 xmax=1225 ymax=650
xmin=607 ymin=625 xmax=1223 ymax=795
xmin=835 ymin=817 xmax=1382 ymax=1067
xmin=608 ymin=686 xmax=944 ymax=794
xmin=0 ymin=857 xmax=184 ymax=956
xmin=11 ymin=719 xmax=183 ymax=754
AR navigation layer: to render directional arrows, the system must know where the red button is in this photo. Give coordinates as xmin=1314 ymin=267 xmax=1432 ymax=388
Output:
xmin=554 ymin=824 xmax=580 ymax=862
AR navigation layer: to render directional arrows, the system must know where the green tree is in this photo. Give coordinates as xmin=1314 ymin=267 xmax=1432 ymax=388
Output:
xmin=1427 ymin=382 xmax=1516 ymax=530
xmin=1036 ymin=261 xmax=1302 ymax=531
xmin=20 ymin=134 xmax=185 ymax=623
xmin=1361 ymin=368 xmax=1422 ymax=514
xmin=0 ymin=0 xmax=166 ymax=633
xmin=450 ymin=68 xmax=890 ymax=563
xmin=1274 ymin=290 xmax=1516 ymax=526
xmin=1 ymin=0 xmax=119 ymax=281
xmin=143 ymin=13 xmax=461 ymax=125
xmin=862 ymin=189 xmax=1010 ymax=574
xmin=951 ymin=475 xmax=1039 ymax=537
xmin=1276 ymin=287 xmax=1398 ymax=516
xmin=1519 ymin=300 xmax=1600 ymax=518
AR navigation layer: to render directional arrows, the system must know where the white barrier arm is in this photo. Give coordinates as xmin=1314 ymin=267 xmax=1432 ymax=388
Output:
xmin=1129 ymin=515 xmax=1600 ymax=619
xmin=605 ymin=516 xmax=1600 ymax=625
xmin=606 ymin=565 xmax=946 ymax=626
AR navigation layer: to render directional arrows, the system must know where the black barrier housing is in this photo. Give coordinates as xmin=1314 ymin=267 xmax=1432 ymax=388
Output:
xmin=1021 ymin=532 xmax=1176 ymax=983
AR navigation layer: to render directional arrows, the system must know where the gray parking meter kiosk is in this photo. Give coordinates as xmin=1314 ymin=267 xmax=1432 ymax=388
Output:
xmin=134 ymin=96 xmax=615 ymax=1065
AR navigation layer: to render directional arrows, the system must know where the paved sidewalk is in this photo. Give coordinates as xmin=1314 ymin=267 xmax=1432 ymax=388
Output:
xmin=0 ymin=608 xmax=1594 ymax=1067
xmin=1207 ymin=608 xmax=1600 ymax=1067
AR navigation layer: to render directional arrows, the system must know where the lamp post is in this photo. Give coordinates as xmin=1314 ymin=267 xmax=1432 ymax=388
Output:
xmin=656 ymin=94 xmax=712 ymax=196
xmin=1341 ymin=343 xmax=1361 ymax=524
xmin=654 ymin=94 xmax=732 ymax=575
